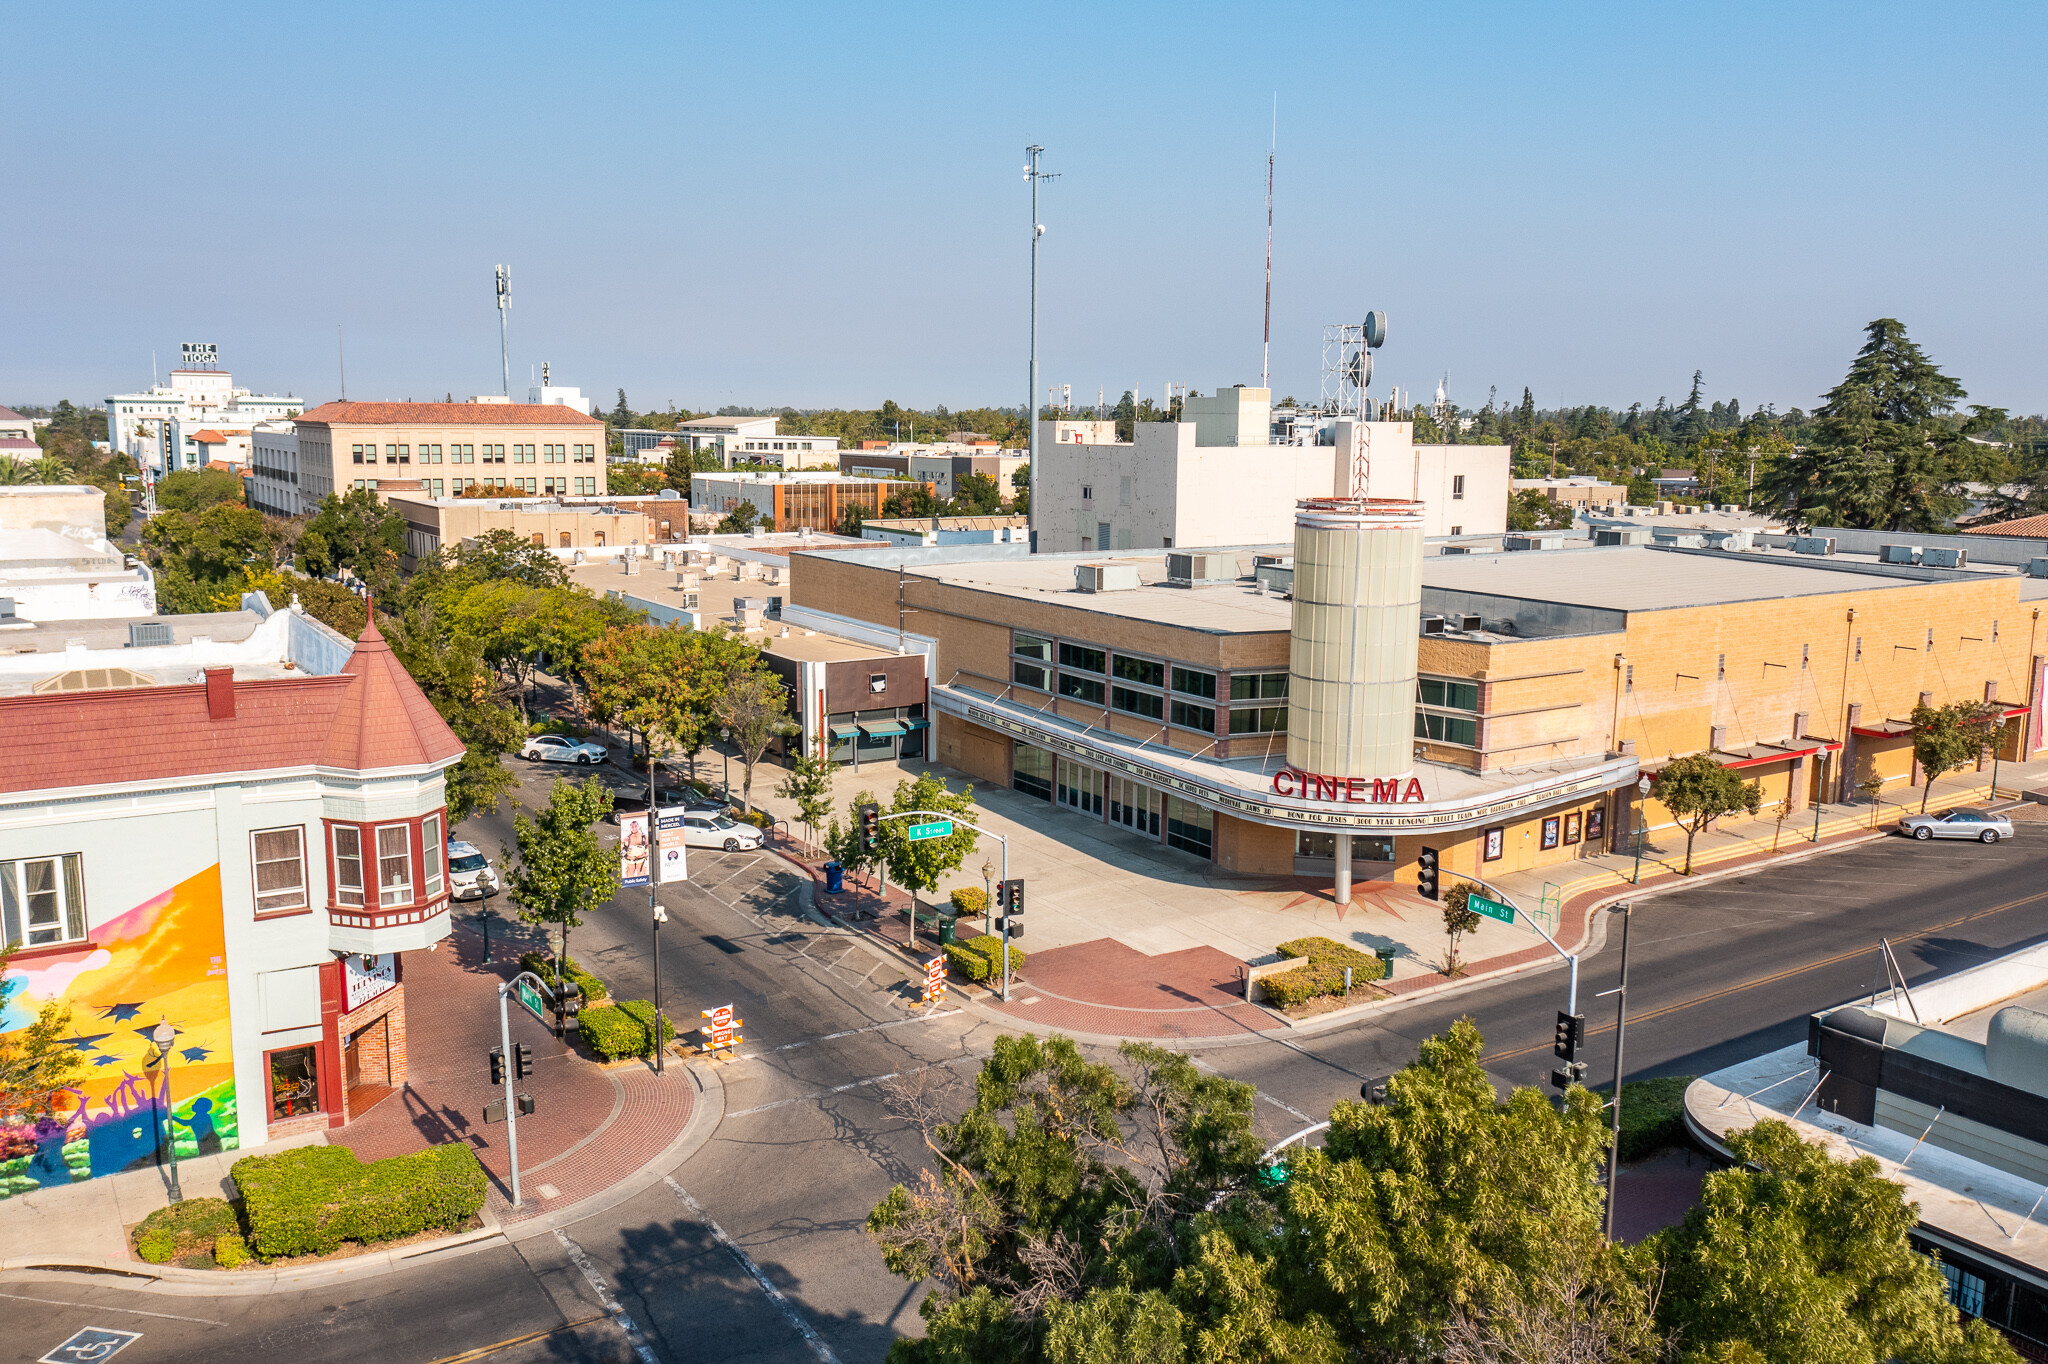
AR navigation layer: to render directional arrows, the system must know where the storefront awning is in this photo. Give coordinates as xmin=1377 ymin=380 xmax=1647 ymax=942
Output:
xmin=1851 ymin=720 xmax=1915 ymax=740
xmin=1708 ymin=740 xmax=1842 ymax=771
xmin=827 ymin=724 xmax=859 ymax=740
xmin=859 ymin=720 xmax=907 ymax=738
xmin=903 ymin=718 xmax=931 ymax=731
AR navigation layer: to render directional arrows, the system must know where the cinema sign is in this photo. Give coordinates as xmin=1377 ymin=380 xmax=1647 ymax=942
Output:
xmin=1271 ymin=768 xmax=1427 ymax=803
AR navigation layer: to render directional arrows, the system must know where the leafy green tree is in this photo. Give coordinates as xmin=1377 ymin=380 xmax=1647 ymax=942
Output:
xmin=1654 ymin=1119 xmax=2019 ymax=1364
xmin=1440 ymin=881 xmax=1482 ymax=975
xmin=1506 ymin=489 xmax=1574 ymax=532
xmin=141 ymin=503 xmax=283 ymax=611
xmin=1757 ymin=319 xmax=2000 ymax=530
xmin=382 ymin=604 xmax=522 ymax=821
xmin=504 ymin=776 xmax=618 ymax=969
xmin=1651 ymin=751 xmax=1763 ymax=873
xmin=838 ymin=502 xmax=870 ymax=537
xmin=775 ymin=743 xmax=837 ymax=853
xmin=716 ymin=501 xmax=761 ymax=534
xmin=298 ymin=487 xmax=406 ymax=597
xmin=878 ymin=771 xmax=979 ymax=922
xmin=711 ymin=660 xmax=796 ymax=811
xmin=155 ymin=466 xmax=245 ymax=511
xmin=430 ymin=527 xmax=569 ymax=588
xmin=0 ymin=943 xmax=87 ymax=1124
xmin=884 ymin=483 xmax=942 ymax=519
xmin=949 ymin=472 xmax=1005 ymax=516
xmin=580 ymin=624 xmax=696 ymax=791
xmin=214 ymin=569 xmax=368 ymax=637
xmin=1910 ymin=701 xmax=1999 ymax=812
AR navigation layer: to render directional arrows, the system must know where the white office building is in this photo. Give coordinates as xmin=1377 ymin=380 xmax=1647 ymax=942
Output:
xmin=249 ymin=421 xmax=317 ymax=518
xmin=105 ymin=362 xmax=304 ymax=476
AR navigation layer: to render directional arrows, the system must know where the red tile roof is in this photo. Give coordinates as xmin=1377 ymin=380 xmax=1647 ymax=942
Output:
xmin=294 ymin=401 xmax=602 ymax=427
xmin=192 ymin=429 xmax=231 ymax=443
xmin=1960 ymin=513 xmax=2048 ymax=541
xmin=0 ymin=616 xmax=463 ymax=795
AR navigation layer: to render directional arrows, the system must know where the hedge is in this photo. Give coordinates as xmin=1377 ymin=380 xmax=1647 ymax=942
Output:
xmin=582 ymin=999 xmax=678 ymax=1060
xmin=949 ymin=886 xmax=988 ymax=917
xmin=1261 ymin=937 xmax=1387 ymax=1009
xmin=520 ymin=950 xmax=609 ymax=1003
xmin=232 ymin=1143 xmax=486 ymax=1258
xmin=133 ymin=1195 xmax=239 ymax=1264
xmin=1594 ymin=1074 xmax=1697 ymax=1161
xmin=966 ymin=933 xmax=1023 ymax=978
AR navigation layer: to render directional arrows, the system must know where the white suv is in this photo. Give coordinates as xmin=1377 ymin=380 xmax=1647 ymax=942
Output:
xmin=448 ymin=840 xmax=498 ymax=900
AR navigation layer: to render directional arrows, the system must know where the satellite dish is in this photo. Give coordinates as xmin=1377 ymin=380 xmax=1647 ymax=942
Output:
xmin=1347 ymin=351 xmax=1374 ymax=390
xmin=1363 ymin=311 xmax=1388 ymax=349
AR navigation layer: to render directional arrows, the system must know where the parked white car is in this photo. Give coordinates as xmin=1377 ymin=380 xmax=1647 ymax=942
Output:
xmin=670 ymin=809 xmax=763 ymax=852
xmin=447 ymin=840 xmax=498 ymax=900
xmin=1897 ymin=808 xmax=2015 ymax=843
xmin=521 ymin=735 xmax=607 ymax=765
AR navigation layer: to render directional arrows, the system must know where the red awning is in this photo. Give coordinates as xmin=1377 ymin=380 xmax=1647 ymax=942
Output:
xmin=1712 ymin=740 xmax=1843 ymax=770
xmin=1851 ymin=720 xmax=1914 ymax=739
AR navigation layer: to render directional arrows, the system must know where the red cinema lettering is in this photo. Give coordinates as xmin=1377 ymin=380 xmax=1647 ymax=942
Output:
xmin=1372 ymin=778 xmax=1397 ymax=801
xmin=1403 ymin=778 xmax=1425 ymax=802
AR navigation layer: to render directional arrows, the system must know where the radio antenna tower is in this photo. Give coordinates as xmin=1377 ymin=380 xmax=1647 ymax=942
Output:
xmin=1025 ymin=145 xmax=1059 ymax=552
xmin=1262 ymin=96 xmax=1275 ymax=391
xmin=495 ymin=264 xmax=512 ymax=397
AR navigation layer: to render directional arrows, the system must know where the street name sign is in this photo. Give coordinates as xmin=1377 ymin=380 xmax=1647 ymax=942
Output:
xmin=1468 ymin=892 xmax=1515 ymax=925
xmin=906 ymin=820 xmax=953 ymax=842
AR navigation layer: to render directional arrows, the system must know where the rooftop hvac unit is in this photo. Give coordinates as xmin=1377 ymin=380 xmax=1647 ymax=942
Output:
xmin=2030 ymin=558 xmax=2048 ymax=579
xmin=658 ymin=488 xmax=680 ymax=499
xmin=1438 ymin=544 xmax=1473 ymax=555
xmin=127 ymin=621 xmax=174 ymax=648
xmin=1164 ymin=550 xmax=1238 ymax=586
xmin=0 ymin=597 xmax=13 ymax=620
xmin=1879 ymin=544 xmax=1922 ymax=565
xmin=1421 ymin=615 xmax=1446 ymax=635
xmin=1921 ymin=546 xmax=1968 ymax=569
xmin=1594 ymin=527 xmax=1651 ymax=547
xmin=1792 ymin=536 xmax=1837 ymax=556
xmin=1075 ymin=563 xmax=1140 ymax=593
xmin=679 ymin=592 xmax=700 ymax=610
xmin=1459 ymin=614 xmax=1484 ymax=632
xmin=1503 ymin=533 xmax=1565 ymax=551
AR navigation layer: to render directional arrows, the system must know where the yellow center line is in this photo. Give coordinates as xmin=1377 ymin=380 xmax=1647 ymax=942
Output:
xmin=1486 ymin=886 xmax=2048 ymax=1065
xmin=417 ymin=1313 xmax=611 ymax=1364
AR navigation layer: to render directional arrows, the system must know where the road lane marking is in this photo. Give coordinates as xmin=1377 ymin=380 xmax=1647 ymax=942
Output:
xmin=1485 ymin=884 xmax=2048 ymax=1064
xmin=420 ymin=1314 xmax=608 ymax=1364
xmin=663 ymin=1177 xmax=843 ymax=1364
xmin=758 ymin=1009 xmax=963 ymax=1055
xmin=0 ymin=1293 xmax=221 ymax=1326
xmin=552 ymin=1230 xmax=658 ymax=1364
xmin=726 ymin=1054 xmax=985 ymax=1117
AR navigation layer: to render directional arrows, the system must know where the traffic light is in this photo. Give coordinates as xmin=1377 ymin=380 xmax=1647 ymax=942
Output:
xmin=1416 ymin=847 xmax=1440 ymax=901
xmin=1553 ymin=1011 xmax=1585 ymax=1062
xmin=997 ymin=879 xmax=1025 ymax=938
xmin=1550 ymin=1061 xmax=1587 ymax=1091
xmin=514 ymin=1042 xmax=533 ymax=1079
xmin=489 ymin=1047 xmax=505 ymax=1085
xmin=857 ymin=802 xmax=880 ymax=853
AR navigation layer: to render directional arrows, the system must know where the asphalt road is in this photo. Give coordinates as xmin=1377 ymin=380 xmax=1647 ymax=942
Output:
xmin=6 ymin=766 xmax=2043 ymax=1364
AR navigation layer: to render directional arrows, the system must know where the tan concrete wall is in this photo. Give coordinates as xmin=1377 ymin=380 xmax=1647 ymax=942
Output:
xmin=939 ymin=715 xmax=1014 ymax=789
xmin=1213 ymin=814 xmax=1293 ymax=876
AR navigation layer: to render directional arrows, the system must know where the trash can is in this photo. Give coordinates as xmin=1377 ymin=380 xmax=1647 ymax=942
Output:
xmin=1374 ymin=946 xmax=1396 ymax=971
xmin=823 ymin=861 xmax=844 ymax=894
xmin=940 ymin=917 xmax=958 ymax=946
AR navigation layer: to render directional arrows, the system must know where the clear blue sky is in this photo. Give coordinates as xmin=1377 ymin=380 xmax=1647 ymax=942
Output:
xmin=12 ymin=2 xmax=2045 ymax=419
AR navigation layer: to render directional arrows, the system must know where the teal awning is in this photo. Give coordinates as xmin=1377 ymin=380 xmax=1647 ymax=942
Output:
xmin=827 ymin=724 xmax=859 ymax=740
xmin=903 ymin=718 xmax=931 ymax=731
xmin=859 ymin=720 xmax=907 ymax=738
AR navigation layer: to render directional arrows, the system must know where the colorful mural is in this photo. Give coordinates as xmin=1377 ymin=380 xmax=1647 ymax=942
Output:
xmin=0 ymin=866 xmax=236 ymax=1199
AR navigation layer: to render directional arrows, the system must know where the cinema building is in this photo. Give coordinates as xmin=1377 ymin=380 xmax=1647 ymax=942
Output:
xmin=783 ymin=506 xmax=2047 ymax=899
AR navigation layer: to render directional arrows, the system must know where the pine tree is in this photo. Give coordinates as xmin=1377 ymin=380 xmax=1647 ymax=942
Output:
xmin=610 ymin=389 xmax=633 ymax=428
xmin=1676 ymin=370 xmax=1707 ymax=443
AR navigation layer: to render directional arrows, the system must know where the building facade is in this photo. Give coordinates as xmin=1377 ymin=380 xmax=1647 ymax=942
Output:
xmin=292 ymin=401 xmax=607 ymax=500
xmin=106 ymin=365 xmax=303 ymax=476
xmin=386 ymin=494 xmax=655 ymax=568
xmin=693 ymin=471 xmax=912 ymax=534
xmin=248 ymin=421 xmax=312 ymax=517
xmin=0 ymin=486 xmax=155 ymax=619
xmin=0 ymin=601 xmax=463 ymax=1201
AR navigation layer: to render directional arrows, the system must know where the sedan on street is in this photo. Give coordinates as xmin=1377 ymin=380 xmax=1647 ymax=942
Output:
xmin=670 ymin=809 xmax=764 ymax=852
xmin=1897 ymin=807 xmax=2014 ymax=843
xmin=521 ymin=735 xmax=608 ymax=765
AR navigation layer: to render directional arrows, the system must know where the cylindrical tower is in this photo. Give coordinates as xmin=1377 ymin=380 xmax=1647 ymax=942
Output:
xmin=1286 ymin=497 xmax=1426 ymax=778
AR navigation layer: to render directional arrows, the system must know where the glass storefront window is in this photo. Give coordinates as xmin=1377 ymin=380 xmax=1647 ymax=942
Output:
xmin=269 ymin=1044 xmax=321 ymax=1120
xmin=1013 ymin=743 xmax=1053 ymax=801
xmin=1165 ymin=797 xmax=1213 ymax=859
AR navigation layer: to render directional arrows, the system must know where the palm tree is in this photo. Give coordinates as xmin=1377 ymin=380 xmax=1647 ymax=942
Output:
xmin=29 ymin=454 xmax=71 ymax=484
xmin=0 ymin=459 xmax=35 ymax=485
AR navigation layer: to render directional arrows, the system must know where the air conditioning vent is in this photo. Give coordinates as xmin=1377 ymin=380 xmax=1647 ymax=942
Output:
xmin=1879 ymin=544 xmax=1922 ymax=565
xmin=1421 ymin=615 xmax=1446 ymax=635
xmin=127 ymin=622 xmax=175 ymax=648
xmin=1459 ymin=614 xmax=1484 ymax=632
xmin=1075 ymin=563 xmax=1139 ymax=593
xmin=1792 ymin=536 xmax=1837 ymax=556
xmin=1921 ymin=547 xmax=1967 ymax=569
xmin=1163 ymin=551 xmax=1238 ymax=586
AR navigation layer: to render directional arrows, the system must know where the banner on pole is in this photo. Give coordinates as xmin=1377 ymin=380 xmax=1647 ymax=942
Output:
xmin=657 ymin=811 xmax=689 ymax=884
xmin=620 ymin=812 xmax=651 ymax=888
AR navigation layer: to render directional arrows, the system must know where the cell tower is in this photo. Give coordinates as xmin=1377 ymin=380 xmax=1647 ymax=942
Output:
xmin=495 ymin=264 xmax=511 ymax=397
xmin=1320 ymin=311 xmax=1387 ymax=419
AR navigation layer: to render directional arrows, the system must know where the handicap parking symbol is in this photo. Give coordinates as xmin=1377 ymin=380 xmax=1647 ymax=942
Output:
xmin=40 ymin=1327 xmax=142 ymax=1364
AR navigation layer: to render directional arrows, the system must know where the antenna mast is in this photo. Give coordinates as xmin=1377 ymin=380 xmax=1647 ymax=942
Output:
xmin=1263 ymin=96 xmax=1275 ymax=392
xmin=337 ymin=325 xmax=347 ymax=402
xmin=1025 ymin=145 xmax=1059 ymax=552
xmin=495 ymin=264 xmax=511 ymax=397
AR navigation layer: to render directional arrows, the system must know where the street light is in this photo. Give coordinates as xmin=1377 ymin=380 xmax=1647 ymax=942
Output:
xmin=652 ymin=901 xmax=668 ymax=1075
xmin=1632 ymin=775 xmax=1652 ymax=884
xmin=720 ymin=726 xmax=732 ymax=805
xmin=1602 ymin=901 xmax=1636 ymax=1242
xmin=980 ymin=858 xmax=995 ymax=936
xmin=1813 ymin=748 xmax=1831 ymax=843
xmin=152 ymin=1018 xmax=182 ymax=1203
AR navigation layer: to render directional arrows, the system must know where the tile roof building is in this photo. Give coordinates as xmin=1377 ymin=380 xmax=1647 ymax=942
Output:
xmin=292 ymin=400 xmax=608 ymax=502
xmin=1962 ymin=513 xmax=2048 ymax=542
xmin=0 ymin=593 xmax=466 ymax=1191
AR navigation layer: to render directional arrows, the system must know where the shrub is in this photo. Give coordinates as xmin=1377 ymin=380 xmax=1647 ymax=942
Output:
xmin=132 ymin=1195 xmax=238 ymax=1264
xmin=233 ymin=1143 xmax=486 ymax=1258
xmin=1259 ymin=938 xmax=1387 ymax=1009
xmin=581 ymin=1000 xmax=677 ymax=1060
xmin=520 ymin=950 xmax=608 ymax=1003
xmin=214 ymin=1232 xmax=252 ymax=1269
xmin=949 ymin=887 xmax=988 ymax=917
xmin=943 ymin=941 xmax=991 ymax=982
xmin=1275 ymin=936 xmax=1388 ymax=979
xmin=1595 ymin=1074 xmax=1697 ymax=1161
xmin=963 ymin=934 xmax=1024 ymax=979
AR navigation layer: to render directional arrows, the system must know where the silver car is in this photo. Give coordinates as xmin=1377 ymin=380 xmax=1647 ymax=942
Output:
xmin=1898 ymin=807 xmax=2014 ymax=843
xmin=521 ymin=734 xmax=607 ymax=765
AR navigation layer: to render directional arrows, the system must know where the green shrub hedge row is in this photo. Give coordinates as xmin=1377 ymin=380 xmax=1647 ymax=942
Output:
xmin=232 ymin=1144 xmax=486 ymax=1258
xmin=1261 ymin=937 xmax=1388 ymax=1009
xmin=582 ymin=999 xmax=678 ymax=1060
xmin=132 ymin=1195 xmax=239 ymax=1263
xmin=947 ymin=934 xmax=1023 ymax=984
xmin=519 ymin=950 xmax=609 ymax=1002
xmin=1596 ymin=1074 xmax=1696 ymax=1161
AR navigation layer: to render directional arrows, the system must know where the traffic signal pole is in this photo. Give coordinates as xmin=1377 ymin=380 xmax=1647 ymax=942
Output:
xmin=1457 ymin=873 xmax=1579 ymax=1018
xmin=870 ymin=810 xmax=1014 ymax=1001
xmin=494 ymin=970 xmax=553 ymax=1210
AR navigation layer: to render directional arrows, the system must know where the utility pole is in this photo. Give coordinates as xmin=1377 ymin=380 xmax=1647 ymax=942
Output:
xmin=1024 ymin=145 xmax=1057 ymax=553
xmin=495 ymin=264 xmax=512 ymax=398
xmin=1262 ymin=97 xmax=1275 ymax=392
xmin=1601 ymin=901 xmax=1635 ymax=1242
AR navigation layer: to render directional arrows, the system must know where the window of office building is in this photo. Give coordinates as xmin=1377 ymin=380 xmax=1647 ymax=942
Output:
xmin=1112 ymin=685 xmax=1164 ymax=719
xmin=1058 ymin=642 xmax=1105 ymax=674
xmin=1229 ymin=705 xmax=1287 ymax=734
xmin=1013 ymin=632 xmax=1051 ymax=663
xmin=1171 ymin=666 xmax=1216 ymax=699
xmin=251 ymin=827 xmax=307 ymax=916
xmin=1415 ymin=713 xmax=1479 ymax=746
xmin=1229 ymin=672 xmax=1289 ymax=701
xmin=1418 ymin=678 xmax=1480 ymax=711
xmin=1170 ymin=699 xmax=1215 ymax=733
xmin=1165 ymin=797 xmax=1213 ymax=860
xmin=1452 ymin=473 xmax=1465 ymax=499
xmin=1058 ymin=673 xmax=1105 ymax=705
xmin=1112 ymin=656 xmax=1164 ymax=688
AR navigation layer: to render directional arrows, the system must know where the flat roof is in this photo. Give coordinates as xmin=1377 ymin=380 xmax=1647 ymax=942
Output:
xmin=0 ymin=611 xmax=260 ymax=653
xmin=1418 ymin=545 xmax=1925 ymax=612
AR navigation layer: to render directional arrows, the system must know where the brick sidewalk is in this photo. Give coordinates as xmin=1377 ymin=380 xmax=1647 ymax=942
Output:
xmin=331 ymin=921 xmax=693 ymax=1223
